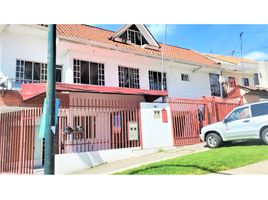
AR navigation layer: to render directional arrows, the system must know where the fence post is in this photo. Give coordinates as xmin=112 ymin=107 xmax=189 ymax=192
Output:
xmin=138 ymin=104 xmax=143 ymax=149
xmin=212 ymin=96 xmax=217 ymax=122
xmin=239 ymin=96 xmax=244 ymax=105
xmin=18 ymin=110 xmax=24 ymax=174
xmin=168 ymin=98 xmax=176 ymax=146
xmin=202 ymin=96 xmax=209 ymax=126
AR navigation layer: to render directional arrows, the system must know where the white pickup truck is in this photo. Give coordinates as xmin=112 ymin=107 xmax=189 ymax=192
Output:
xmin=200 ymin=101 xmax=268 ymax=148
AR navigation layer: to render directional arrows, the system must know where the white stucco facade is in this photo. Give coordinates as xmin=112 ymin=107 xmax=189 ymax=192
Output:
xmin=0 ymin=24 xmax=222 ymax=99
xmin=140 ymin=102 xmax=173 ymax=149
xmin=0 ymin=25 xmax=48 ymax=78
xmin=221 ymin=71 xmax=255 ymax=86
xmin=258 ymin=61 xmax=268 ymax=87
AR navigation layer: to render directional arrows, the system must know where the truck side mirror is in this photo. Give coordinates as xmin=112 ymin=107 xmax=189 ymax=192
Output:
xmin=223 ymin=118 xmax=228 ymax=123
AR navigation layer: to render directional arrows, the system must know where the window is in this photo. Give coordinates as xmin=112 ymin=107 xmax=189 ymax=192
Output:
xmin=209 ymin=73 xmax=221 ymax=97
xmin=243 ymin=78 xmax=249 ymax=86
xmin=148 ymin=71 xmax=167 ymax=90
xmin=228 ymin=77 xmax=236 ymax=87
xmin=118 ymin=66 xmax=140 ymax=89
xmin=55 ymin=66 xmax=62 ymax=82
xmin=181 ymin=74 xmax=189 ymax=81
xmin=254 ymin=73 xmax=260 ymax=85
xmin=73 ymin=59 xmax=105 ymax=86
xmin=118 ymin=25 xmax=149 ymax=46
xmin=227 ymin=106 xmax=250 ymax=122
xmin=40 ymin=64 xmax=62 ymax=82
xmin=251 ymin=103 xmax=268 ymax=117
xmin=73 ymin=116 xmax=96 ymax=139
xmin=16 ymin=59 xmax=62 ymax=83
xmin=73 ymin=59 xmax=81 ymax=83
xmin=41 ymin=63 xmax=47 ymax=81
xmin=127 ymin=29 xmax=143 ymax=45
xmin=16 ymin=60 xmax=41 ymax=83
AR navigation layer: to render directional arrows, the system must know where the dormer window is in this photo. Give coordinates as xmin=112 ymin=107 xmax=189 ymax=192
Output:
xmin=111 ymin=24 xmax=160 ymax=48
xmin=127 ymin=29 xmax=143 ymax=45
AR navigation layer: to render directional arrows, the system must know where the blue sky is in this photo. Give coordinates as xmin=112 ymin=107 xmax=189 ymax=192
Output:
xmin=93 ymin=24 xmax=268 ymax=61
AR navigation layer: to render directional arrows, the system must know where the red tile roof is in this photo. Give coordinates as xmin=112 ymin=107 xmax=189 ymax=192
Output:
xmin=55 ymin=24 xmax=218 ymax=67
xmin=205 ymin=54 xmax=257 ymax=64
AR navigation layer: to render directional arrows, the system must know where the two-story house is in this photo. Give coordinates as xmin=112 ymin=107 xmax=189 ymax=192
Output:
xmin=0 ymin=24 xmax=251 ymax=173
xmin=0 ymin=24 xmax=222 ymax=108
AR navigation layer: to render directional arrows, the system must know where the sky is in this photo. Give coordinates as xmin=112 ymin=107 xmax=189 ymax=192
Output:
xmin=92 ymin=24 xmax=268 ymax=61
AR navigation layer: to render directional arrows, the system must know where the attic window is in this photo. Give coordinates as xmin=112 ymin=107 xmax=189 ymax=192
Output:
xmin=127 ymin=29 xmax=143 ymax=45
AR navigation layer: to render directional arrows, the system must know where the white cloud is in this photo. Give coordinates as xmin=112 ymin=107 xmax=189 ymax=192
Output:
xmin=147 ymin=24 xmax=168 ymax=41
xmin=244 ymin=51 xmax=268 ymax=61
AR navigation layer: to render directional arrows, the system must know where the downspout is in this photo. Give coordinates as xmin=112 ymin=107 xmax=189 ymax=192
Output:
xmin=192 ymin=65 xmax=203 ymax=73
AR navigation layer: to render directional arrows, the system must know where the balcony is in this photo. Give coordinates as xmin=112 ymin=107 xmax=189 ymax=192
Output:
xmin=222 ymin=82 xmax=241 ymax=99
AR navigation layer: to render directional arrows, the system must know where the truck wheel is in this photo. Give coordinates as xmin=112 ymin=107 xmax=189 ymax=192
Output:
xmin=206 ymin=133 xmax=222 ymax=148
xmin=261 ymin=128 xmax=268 ymax=145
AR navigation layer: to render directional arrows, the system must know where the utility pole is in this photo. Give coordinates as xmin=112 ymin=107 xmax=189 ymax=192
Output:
xmin=240 ymin=32 xmax=244 ymax=80
xmin=161 ymin=24 xmax=167 ymax=102
xmin=44 ymin=24 xmax=56 ymax=175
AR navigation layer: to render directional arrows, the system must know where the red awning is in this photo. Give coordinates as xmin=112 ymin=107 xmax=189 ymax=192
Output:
xmin=21 ymin=83 xmax=168 ymax=101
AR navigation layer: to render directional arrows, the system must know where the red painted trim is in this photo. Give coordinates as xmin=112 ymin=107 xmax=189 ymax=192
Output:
xmin=21 ymin=83 xmax=168 ymax=101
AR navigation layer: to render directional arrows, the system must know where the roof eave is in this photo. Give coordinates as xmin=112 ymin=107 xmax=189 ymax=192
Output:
xmin=58 ymin=35 xmax=220 ymax=70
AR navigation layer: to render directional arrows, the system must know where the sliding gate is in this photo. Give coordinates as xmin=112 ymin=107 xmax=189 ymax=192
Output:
xmin=169 ymin=97 xmax=242 ymax=146
xmin=0 ymin=95 xmax=142 ymax=174
xmin=56 ymin=96 xmax=142 ymax=154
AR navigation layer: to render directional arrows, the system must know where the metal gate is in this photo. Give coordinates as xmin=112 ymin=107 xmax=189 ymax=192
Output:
xmin=55 ymin=96 xmax=142 ymax=154
xmin=0 ymin=108 xmax=41 ymax=174
xmin=169 ymin=97 xmax=242 ymax=146
xmin=0 ymin=95 xmax=141 ymax=173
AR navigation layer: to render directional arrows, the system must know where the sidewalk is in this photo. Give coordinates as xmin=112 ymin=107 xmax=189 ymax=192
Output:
xmin=72 ymin=143 xmax=208 ymax=175
xmin=218 ymin=160 xmax=268 ymax=175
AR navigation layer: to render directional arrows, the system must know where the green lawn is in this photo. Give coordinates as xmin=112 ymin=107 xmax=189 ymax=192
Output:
xmin=115 ymin=141 xmax=268 ymax=175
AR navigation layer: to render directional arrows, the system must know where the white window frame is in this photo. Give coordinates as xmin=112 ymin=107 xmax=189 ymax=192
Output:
xmin=148 ymin=70 xmax=167 ymax=90
xmin=16 ymin=59 xmax=62 ymax=83
xmin=127 ymin=29 xmax=143 ymax=46
xmin=16 ymin=59 xmax=42 ymax=83
xmin=118 ymin=66 xmax=140 ymax=89
xmin=73 ymin=59 xmax=105 ymax=86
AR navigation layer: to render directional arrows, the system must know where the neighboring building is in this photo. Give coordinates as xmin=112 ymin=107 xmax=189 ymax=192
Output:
xmin=204 ymin=54 xmax=260 ymax=98
xmin=0 ymin=24 xmax=223 ymax=107
xmin=257 ymin=61 xmax=268 ymax=87
xmin=239 ymin=85 xmax=268 ymax=103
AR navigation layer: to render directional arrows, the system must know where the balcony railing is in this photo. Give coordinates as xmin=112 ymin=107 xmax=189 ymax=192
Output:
xmin=222 ymin=82 xmax=241 ymax=99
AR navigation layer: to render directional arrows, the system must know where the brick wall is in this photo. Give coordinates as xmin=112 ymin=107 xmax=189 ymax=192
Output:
xmin=0 ymin=90 xmax=70 ymax=108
